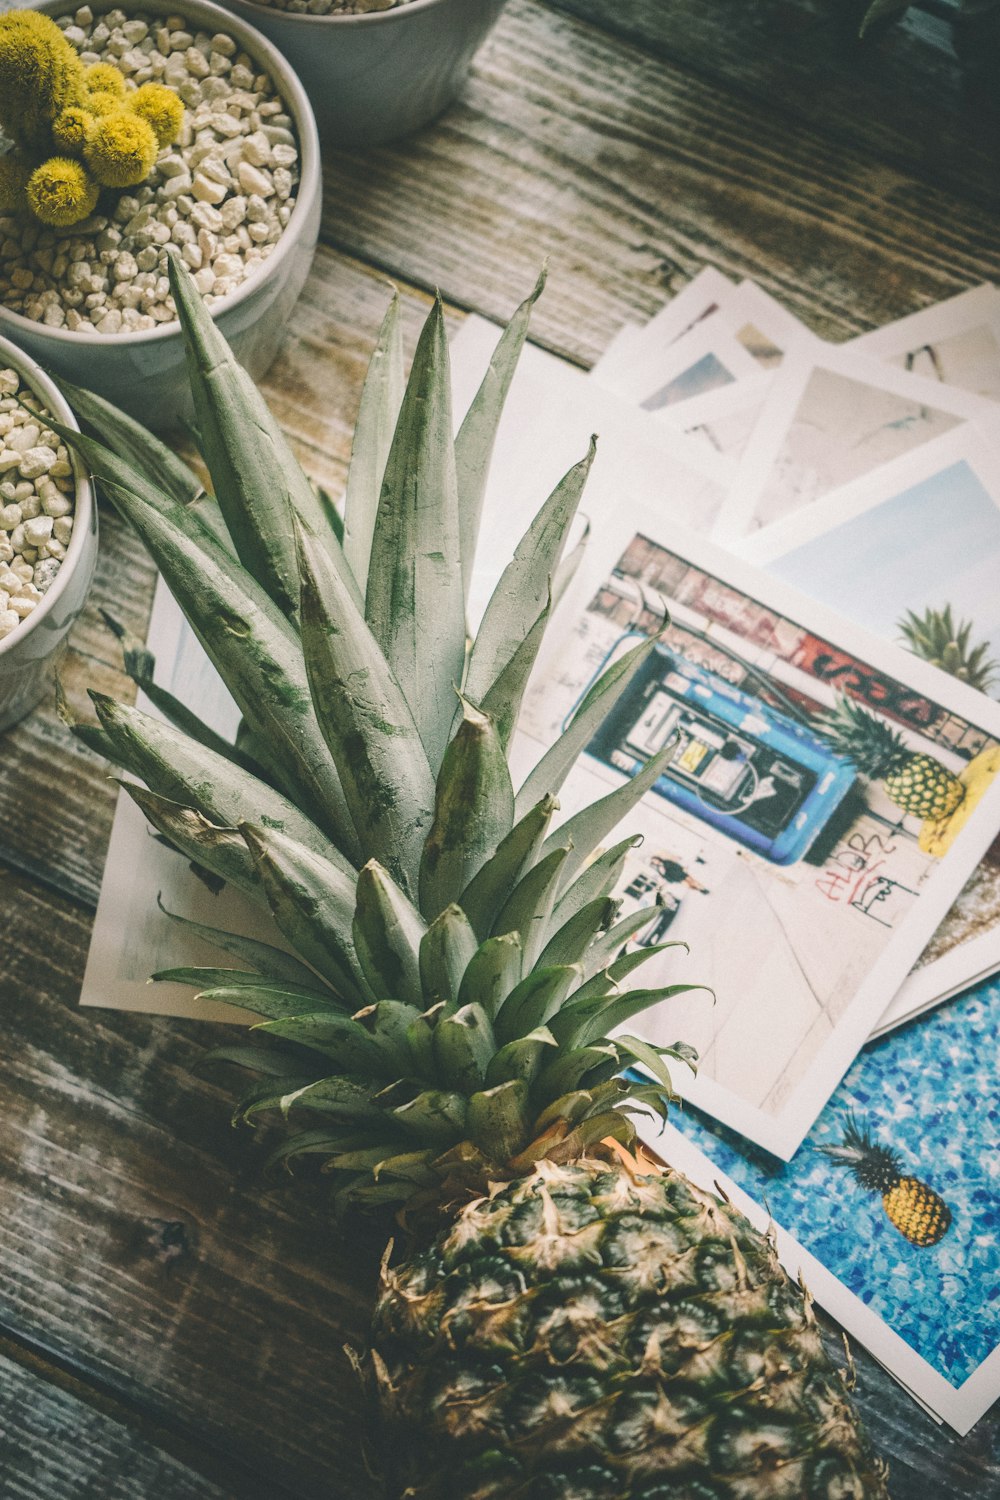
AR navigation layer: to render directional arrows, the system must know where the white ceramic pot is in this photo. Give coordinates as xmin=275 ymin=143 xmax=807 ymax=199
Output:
xmin=0 ymin=0 xmax=321 ymax=431
xmin=215 ymin=0 xmax=509 ymax=145
xmin=0 ymin=336 xmax=97 ymax=734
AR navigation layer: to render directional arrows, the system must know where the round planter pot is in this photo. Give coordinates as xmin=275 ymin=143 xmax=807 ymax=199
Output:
xmin=216 ymin=0 xmax=509 ymax=146
xmin=0 ymin=0 xmax=321 ymax=431
xmin=0 ymin=337 xmax=97 ymax=734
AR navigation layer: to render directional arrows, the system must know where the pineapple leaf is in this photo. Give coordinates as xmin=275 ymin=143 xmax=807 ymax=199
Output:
xmin=419 ymin=905 xmax=479 ymax=1007
xmin=120 ymin=782 xmax=258 ymax=895
xmin=493 ymin=845 xmax=570 ymax=968
xmin=454 ymin=267 xmax=546 ymax=594
xmin=552 ymin=983 xmax=708 ymax=1050
xmin=99 ymin=477 xmax=359 ymax=859
xmin=60 ymin=375 xmax=207 ymax=510
xmin=456 ymin=933 xmax=523 ymax=1018
xmin=464 ymin=439 xmax=595 ymax=712
xmin=570 ymin=940 xmax=687 ymax=1003
xmin=493 ymin=964 xmax=581 ymax=1045
xmin=365 ymin=296 xmax=466 ymax=768
xmin=154 ymin=899 xmax=321 ymax=989
xmin=514 ymin=634 xmax=662 ymax=818
xmin=537 ymin=896 xmax=618 ymax=971
xmin=484 ymin=1026 xmax=557 ymax=1089
xmin=534 ymin=1043 xmax=618 ymax=1103
xmin=613 ymin=1033 xmax=681 ymax=1097
xmin=467 ymin=1079 xmax=529 ymax=1159
xmin=265 ymin=1130 xmax=358 ymax=1172
xmin=295 ymin=516 xmax=435 ymax=893
xmin=578 ymin=906 xmax=670 ymax=982
xmin=391 ymin=1090 xmax=468 ymax=1142
xmin=92 ymin=691 xmax=344 ymax=868
xmin=550 ymin=835 xmax=639 ymax=930
xmin=353 ymin=861 xmax=427 ymax=1008
xmin=458 ymin=793 xmax=557 ymax=941
xmin=551 ymin=517 xmax=589 ymax=610
xmin=433 ymin=1003 xmax=496 ymax=1092
xmin=190 ymin=985 xmax=345 ymax=1022
xmin=355 ymin=1000 xmax=424 ymax=1075
xmin=254 ymin=1012 xmax=386 ymax=1072
xmin=168 ymin=253 xmax=350 ymax=618
xmin=199 ymin=1043 xmax=304 ymax=1077
xmin=280 ymin=1075 xmax=385 ymax=1121
xmin=343 ymin=290 xmax=405 ymax=593
xmin=240 ymin=823 xmax=366 ymax=1005
xmin=419 ymin=699 xmax=515 ymax=921
xmin=542 ymin=740 xmax=678 ymax=889
xmin=478 ymin=597 xmax=551 ymax=753
xmin=370 ymin=1150 xmax=439 ymax=1185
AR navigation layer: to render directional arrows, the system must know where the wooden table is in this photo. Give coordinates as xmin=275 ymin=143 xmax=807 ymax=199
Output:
xmin=2 ymin=3 xmax=999 ymax=1494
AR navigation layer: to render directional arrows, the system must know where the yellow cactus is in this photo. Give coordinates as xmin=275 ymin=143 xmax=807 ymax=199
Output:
xmin=84 ymin=109 xmax=159 ymax=189
xmin=25 ymin=157 xmax=99 ymax=227
xmin=0 ymin=10 xmax=86 ymax=148
xmin=83 ymin=61 xmax=127 ymax=99
xmin=0 ymin=155 xmax=32 ymax=216
xmin=130 ymin=82 xmax=185 ymax=148
xmin=84 ymin=88 xmax=123 ymax=118
xmin=52 ymin=105 xmax=96 ymax=156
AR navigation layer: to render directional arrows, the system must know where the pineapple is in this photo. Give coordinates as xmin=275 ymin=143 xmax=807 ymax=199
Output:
xmin=820 ymin=1116 xmax=952 ymax=1248
xmin=898 ymin=604 xmax=999 ymax=694
xmin=55 ymin=255 xmax=888 ymax=1499
xmin=817 ymin=695 xmax=963 ymax=822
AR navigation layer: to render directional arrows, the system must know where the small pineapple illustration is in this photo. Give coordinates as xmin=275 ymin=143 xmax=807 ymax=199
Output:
xmin=898 ymin=604 xmax=1000 ymax=694
xmin=821 ymin=1115 xmax=952 ymax=1247
xmin=817 ymin=695 xmax=964 ymax=822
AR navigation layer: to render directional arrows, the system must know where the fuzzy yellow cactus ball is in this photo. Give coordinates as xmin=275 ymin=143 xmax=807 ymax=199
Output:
xmin=0 ymin=10 xmax=86 ymax=147
xmin=84 ymin=108 xmax=159 ymax=189
xmin=84 ymin=60 xmax=127 ymax=99
xmin=51 ymin=105 xmax=96 ymax=155
xmin=130 ymin=82 xmax=186 ymax=148
xmin=26 ymin=156 xmax=99 ymax=228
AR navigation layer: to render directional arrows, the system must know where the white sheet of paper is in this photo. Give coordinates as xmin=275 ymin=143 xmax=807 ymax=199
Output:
xmin=714 ymin=343 xmax=997 ymax=543
xmin=592 ymin=266 xmax=737 ymax=387
xmin=849 ymin=282 xmax=1000 ymax=401
xmin=593 ymin=315 xmax=759 ymax=411
xmin=741 ymin=422 xmax=1000 ymax=1034
xmin=514 ymin=506 xmax=1000 ymax=1158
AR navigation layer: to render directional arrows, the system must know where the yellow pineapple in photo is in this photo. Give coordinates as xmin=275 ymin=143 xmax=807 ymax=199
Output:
xmin=821 ymin=1116 xmax=952 ymax=1247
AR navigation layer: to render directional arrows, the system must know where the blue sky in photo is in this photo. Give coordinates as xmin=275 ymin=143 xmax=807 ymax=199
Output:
xmin=668 ymin=973 xmax=1000 ymax=1386
xmin=768 ymin=460 xmax=1000 ymax=696
xmin=642 ymin=352 xmax=734 ymax=411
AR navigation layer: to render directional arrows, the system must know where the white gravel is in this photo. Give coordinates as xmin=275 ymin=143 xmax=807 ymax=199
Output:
xmin=0 ymin=369 xmax=76 ymax=641
xmin=0 ymin=7 xmax=300 ymax=335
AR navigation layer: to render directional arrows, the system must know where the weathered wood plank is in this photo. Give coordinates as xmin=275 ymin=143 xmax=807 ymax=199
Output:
xmin=0 ymin=1344 xmax=231 ymax=1500
xmin=0 ymin=871 xmax=384 ymax=1500
xmin=319 ymin=0 xmax=1000 ymax=354
xmin=542 ymin=0 xmax=1000 ymax=209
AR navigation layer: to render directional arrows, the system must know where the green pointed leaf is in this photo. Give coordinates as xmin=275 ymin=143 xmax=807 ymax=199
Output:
xmin=254 ymin=1012 xmax=386 ymax=1073
xmin=121 ymin=782 xmax=257 ymax=895
xmin=613 ymin=1034 xmax=682 ymax=1097
xmin=419 ymin=905 xmax=479 ymax=1006
xmin=578 ymin=907 xmax=670 ymax=983
xmin=541 ymin=740 xmax=678 ymax=890
xmin=60 ymin=374 xmax=207 ymax=508
xmin=232 ymin=1076 xmax=319 ymax=1127
xmin=371 ymin=1149 xmax=438 ymax=1185
xmin=98 ymin=476 xmax=359 ymax=860
xmin=465 ymin=439 xmax=595 ymax=711
xmin=353 ymin=860 xmax=427 ymax=1007
xmin=492 ymin=845 xmax=569 ymax=968
xmin=391 ymin=1089 xmax=467 ymax=1143
xmin=537 ymin=897 xmax=618 ymax=971
xmin=454 ymin=268 xmax=545 ymax=592
xmin=551 ymin=836 xmax=639 ymax=931
xmin=493 ymin=964 xmax=580 ymax=1046
xmin=485 ymin=1026 xmax=556 ymax=1089
xmin=365 ymin=297 xmax=466 ymax=767
xmin=343 ymin=290 xmax=404 ymax=593
xmin=533 ymin=1089 xmax=593 ymax=1133
xmin=467 ymin=1079 xmax=530 ymax=1160
xmin=199 ymin=1043 xmax=301 ymax=1077
xmin=515 ymin=634 xmax=662 ymax=820
xmin=534 ymin=1044 xmax=618 ymax=1104
xmin=265 ymin=1130 xmax=349 ymax=1172
xmin=168 ymin=252 xmax=351 ymax=617
xmin=458 ymin=794 xmax=557 ymax=941
xmin=456 ymin=933 xmax=523 ymax=1018
xmin=194 ymin=985 xmax=342 ymax=1022
xmin=296 ymin=516 xmax=434 ymax=894
xmin=405 ymin=1003 xmax=444 ymax=1082
xmin=281 ymin=1076 xmax=384 ymax=1122
xmin=570 ymin=940 xmax=686 ymax=1003
xmin=154 ymin=899 xmax=321 ymax=988
xmin=92 ymin=692 xmax=346 ymax=870
xmin=433 ymin=1002 xmax=496 ymax=1092
xmin=860 ymin=0 xmax=910 ymax=36
xmin=552 ymin=983 xmax=709 ymax=1050
xmin=354 ymin=1000 xmax=423 ymax=1075
xmin=478 ymin=597 xmax=551 ymax=752
xmin=552 ymin=518 xmax=589 ymax=610
xmin=419 ymin=699 xmax=515 ymax=920
xmin=240 ymin=823 xmax=365 ymax=1004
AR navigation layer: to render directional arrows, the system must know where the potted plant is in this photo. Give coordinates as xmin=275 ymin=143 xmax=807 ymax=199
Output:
xmin=213 ymin=0 xmax=510 ymax=145
xmin=0 ymin=0 xmax=321 ymax=429
xmin=0 ymin=332 xmax=96 ymax=732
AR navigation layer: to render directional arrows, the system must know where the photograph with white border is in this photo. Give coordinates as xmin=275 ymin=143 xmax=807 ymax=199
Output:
xmin=592 ymin=265 xmax=737 ymax=389
xmin=850 ymin=282 xmax=1000 ymax=402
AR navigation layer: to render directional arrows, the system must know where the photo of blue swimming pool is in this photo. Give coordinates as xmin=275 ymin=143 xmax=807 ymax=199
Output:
xmin=669 ymin=974 xmax=1000 ymax=1386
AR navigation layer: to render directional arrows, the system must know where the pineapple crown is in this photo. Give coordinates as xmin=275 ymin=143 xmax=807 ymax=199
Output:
xmin=814 ymin=695 xmax=911 ymax=781
xmin=54 ymin=256 xmax=704 ymax=1218
xmin=898 ymin=604 xmax=1000 ymax=693
xmin=818 ymin=1113 xmax=902 ymax=1192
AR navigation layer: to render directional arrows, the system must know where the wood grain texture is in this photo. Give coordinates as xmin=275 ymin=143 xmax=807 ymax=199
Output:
xmin=542 ymin=0 xmax=1000 ymax=209
xmin=318 ymin=0 xmax=1000 ymax=356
